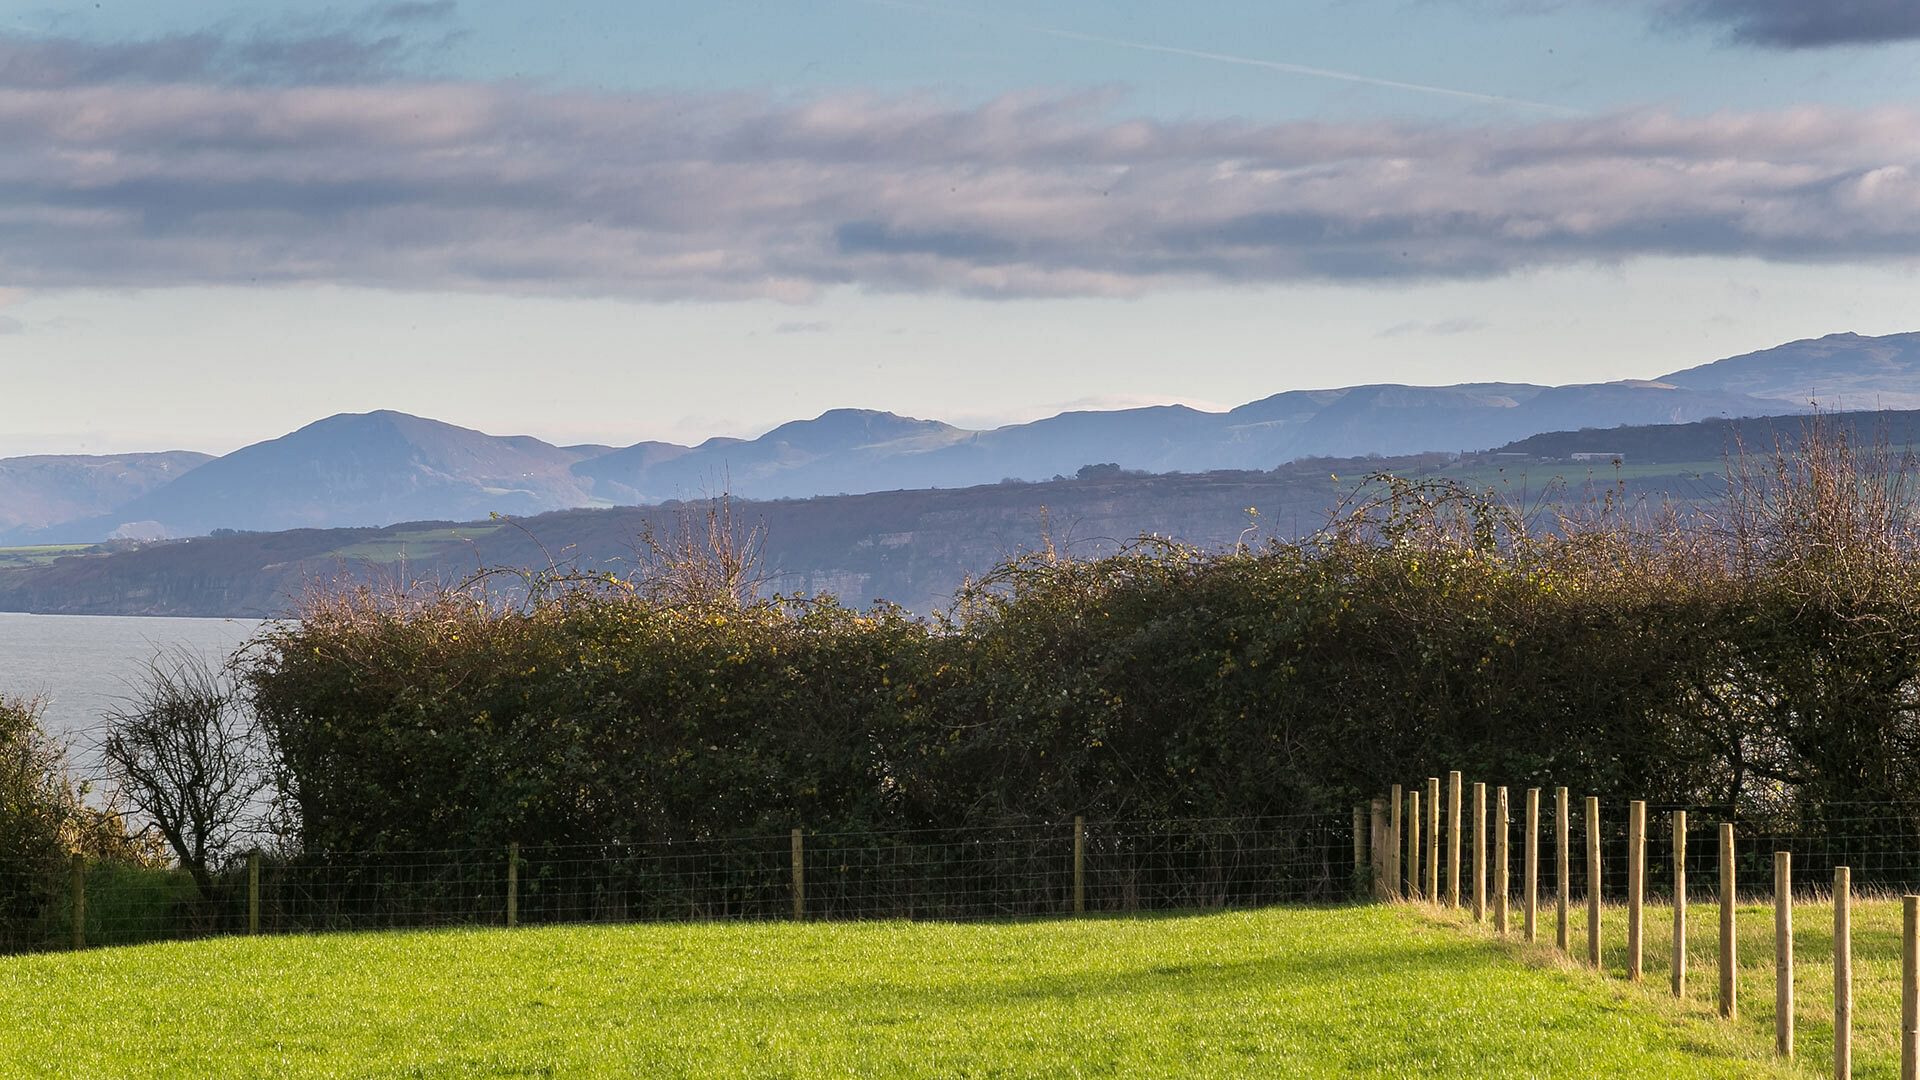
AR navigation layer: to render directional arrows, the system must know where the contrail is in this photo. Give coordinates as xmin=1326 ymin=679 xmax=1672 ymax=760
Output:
xmin=851 ymin=0 xmax=1581 ymax=116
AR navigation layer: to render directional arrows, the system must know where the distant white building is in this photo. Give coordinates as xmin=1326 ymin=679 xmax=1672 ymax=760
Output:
xmin=1569 ymin=452 xmax=1625 ymax=463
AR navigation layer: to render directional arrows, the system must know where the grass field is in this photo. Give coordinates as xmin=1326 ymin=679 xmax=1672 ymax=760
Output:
xmin=1442 ymin=893 xmax=1915 ymax=1078
xmin=322 ymin=525 xmax=504 ymax=563
xmin=0 ymin=544 xmax=101 ymax=569
xmin=0 ymin=905 xmax=1799 ymax=1079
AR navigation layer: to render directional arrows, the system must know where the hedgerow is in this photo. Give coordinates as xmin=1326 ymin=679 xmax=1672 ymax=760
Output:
xmin=246 ymin=420 xmax=1920 ymax=852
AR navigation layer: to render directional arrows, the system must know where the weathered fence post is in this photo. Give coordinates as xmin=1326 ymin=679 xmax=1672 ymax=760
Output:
xmin=1494 ymin=787 xmax=1510 ymax=934
xmin=70 ymin=853 xmax=85 ymax=950
xmin=1073 ymin=816 xmax=1086 ymax=915
xmin=1388 ymin=785 xmax=1403 ymax=901
xmin=248 ymin=851 xmax=262 ymax=935
xmin=1586 ymin=796 xmax=1602 ymax=969
xmin=1472 ymin=782 xmax=1487 ymax=923
xmin=1371 ymin=798 xmax=1389 ymax=901
xmin=791 ymin=829 xmax=806 ymax=921
xmin=1407 ymin=788 xmax=1421 ymax=901
xmin=1902 ymin=894 xmax=1917 ymax=1080
xmin=1556 ymin=787 xmax=1570 ymax=953
xmin=1673 ymin=811 xmax=1688 ymax=999
xmin=1775 ymin=852 xmax=1792 ymax=1059
xmin=1448 ymin=771 xmax=1463 ymax=909
xmin=1720 ymin=822 xmax=1737 ymax=1020
xmin=1628 ymin=800 xmax=1645 ymax=982
xmin=1425 ymin=777 xmax=1441 ymax=901
xmin=506 ymin=841 xmax=520 ymax=928
xmin=1524 ymin=787 xmax=1540 ymax=943
xmin=1352 ymin=805 xmax=1366 ymax=898
xmin=1835 ymin=866 xmax=1851 ymax=1079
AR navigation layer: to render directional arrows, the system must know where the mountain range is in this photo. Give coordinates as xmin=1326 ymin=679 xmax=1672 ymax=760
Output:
xmin=5 ymin=330 xmax=1918 ymax=545
xmin=4 ymin=403 xmax=1895 ymax=620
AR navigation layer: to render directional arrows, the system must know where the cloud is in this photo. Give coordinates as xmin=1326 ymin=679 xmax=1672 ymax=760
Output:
xmin=1660 ymin=0 xmax=1920 ymax=48
xmin=1379 ymin=318 xmax=1489 ymax=338
xmin=0 ymin=33 xmax=1918 ymax=300
xmin=0 ymin=315 xmax=21 ymax=334
xmin=774 ymin=321 xmax=832 ymax=334
xmin=368 ymin=1 xmax=458 ymax=25
xmin=0 ymin=5 xmax=455 ymax=88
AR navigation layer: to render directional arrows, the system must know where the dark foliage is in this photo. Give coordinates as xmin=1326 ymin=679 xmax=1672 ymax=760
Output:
xmin=245 ymin=424 xmax=1920 ymax=853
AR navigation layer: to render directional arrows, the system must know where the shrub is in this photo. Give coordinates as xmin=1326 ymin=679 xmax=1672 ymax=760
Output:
xmin=244 ymin=422 xmax=1920 ymax=853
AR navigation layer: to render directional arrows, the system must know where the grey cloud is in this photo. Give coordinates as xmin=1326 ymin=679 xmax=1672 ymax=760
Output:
xmin=774 ymin=321 xmax=832 ymax=334
xmin=0 ymin=315 xmax=22 ymax=335
xmin=0 ymin=11 xmax=446 ymax=89
xmin=368 ymin=1 xmax=458 ymax=25
xmin=0 ymin=46 xmax=1917 ymax=300
xmin=1448 ymin=0 xmax=1920 ymax=49
xmin=1379 ymin=318 xmax=1489 ymax=338
xmin=1661 ymin=0 xmax=1920 ymax=47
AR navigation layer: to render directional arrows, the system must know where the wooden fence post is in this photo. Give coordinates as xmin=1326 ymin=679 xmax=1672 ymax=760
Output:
xmin=1586 ymin=796 xmax=1602 ymax=969
xmin=1352 ymin=805 xmax=1366 ymax=898
xmin=1720 ymin=822 xmax=1737 ymax=1020
xmin=1673 ymin=810 xmax=1687 ymax=999
xmin=1775 ymin=852 xmax=1792 ymax=1059
xmin=1836 ymin=866 xmax=1851 ymax=1079
xmin=1388 ymin=784 xmax=1403 ymax=901
xmin=791 ymin=829 xmax=806 ymax=921
xmin=1472 ymin=782 xmax=1487 ymax=923
xmin=506 ymin=841 xmax=519 ymax=928
xmin=1371 ymin=798 xmax=1389 ymax=902
xmin=1556 ymin=787 xmax=1570 ymax=953
xmin=70 ymin=853 xmax=84 ymax=950
xmin=1407 ymin=788 xmax=1421 ymax=901
xmin=1495 ymin=787 xmax=1510 ymax=934
xmin=1448 ymin=771 xmax=1463 ymax=909
xmin=1425 ymin=777 xmax=1440 ymax=902
xmin=1902 ymin=894 xmax=1916 ymax=1080
xmin=1073 ymin=816 xmax=1086 ymax=915
xmin=1524 ymin=787 xmax=1540 ymax=943
xmin=1628 ymin=800 xmax=1645 ymax=982
xmin=248 ymin=851 xmax=262 ymax=935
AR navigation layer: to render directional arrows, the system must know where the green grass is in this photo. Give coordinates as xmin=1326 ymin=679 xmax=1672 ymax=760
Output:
xmin=0 ymin=905 xmax=1796 ymax=1078
xmin=1448 ymin=894 xmax=1913 ymax=1078
xmin=323 ymin=525 xmax=504 ymax=563
xmin=0 ymin=543 xmax=101 ymax=568
xmin=44 ymin=862 xmax=201 ymax=948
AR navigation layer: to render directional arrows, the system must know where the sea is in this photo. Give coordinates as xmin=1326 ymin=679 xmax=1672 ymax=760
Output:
xmin=0 ymin=611 xmax=269 ymax=774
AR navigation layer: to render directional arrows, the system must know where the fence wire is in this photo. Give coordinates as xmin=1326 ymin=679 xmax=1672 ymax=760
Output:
xmin=1379 ymin=787 xmax=1920 ymax=909
xmin=0 ymin=811 xmax=1359 ymax=954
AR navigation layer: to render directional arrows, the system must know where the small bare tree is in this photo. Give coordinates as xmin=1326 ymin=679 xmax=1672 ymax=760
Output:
xmin=100 ymin=648 xmax=271 ymax=898
xmin=633 ymin=493 xmax=768 ymax=607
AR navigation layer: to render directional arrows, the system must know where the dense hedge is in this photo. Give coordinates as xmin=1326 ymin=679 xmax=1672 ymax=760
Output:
xmin=0 ymin=696 xmax=154 ymax=944
xmin=248 ymin=432 xmax=1920 ymax=853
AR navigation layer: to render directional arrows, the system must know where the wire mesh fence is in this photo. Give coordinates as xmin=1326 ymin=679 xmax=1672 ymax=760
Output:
xmin=1372 ymin=785 xmax=1920 ymax=909
xmin=1443 ymin=791 xmax=1920 ymax=907
xmin=32 ymin=789 xmax=1920 ymax=959
xmin=0 ymin=810 xmax=1361 ymax=955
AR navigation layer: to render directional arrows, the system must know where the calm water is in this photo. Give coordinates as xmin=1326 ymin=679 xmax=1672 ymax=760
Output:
xmin=0 ymin=612 xmax=268 ymax=770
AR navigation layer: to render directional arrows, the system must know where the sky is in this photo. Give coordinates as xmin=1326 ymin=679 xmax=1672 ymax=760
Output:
xmin=2 ymin=0 xmax=1919 ymax=456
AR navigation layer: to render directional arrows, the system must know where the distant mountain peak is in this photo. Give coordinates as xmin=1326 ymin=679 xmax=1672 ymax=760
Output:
xmin=1660 ymin=329 xmax=1920 ymax=410
xmin=15 ymin=329 xmax=1920 ymax=545
xmin=761 ymin=409 xmax=959 ymax=449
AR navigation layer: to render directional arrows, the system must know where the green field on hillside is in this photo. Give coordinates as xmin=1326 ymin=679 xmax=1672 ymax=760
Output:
xmin=0 ymin=544 xmax=101 ymax=569
xmin=0 ymin=905 xmax=1798 ymax=1078
xmin=322 ymin=524 xmax=505 ymax=563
